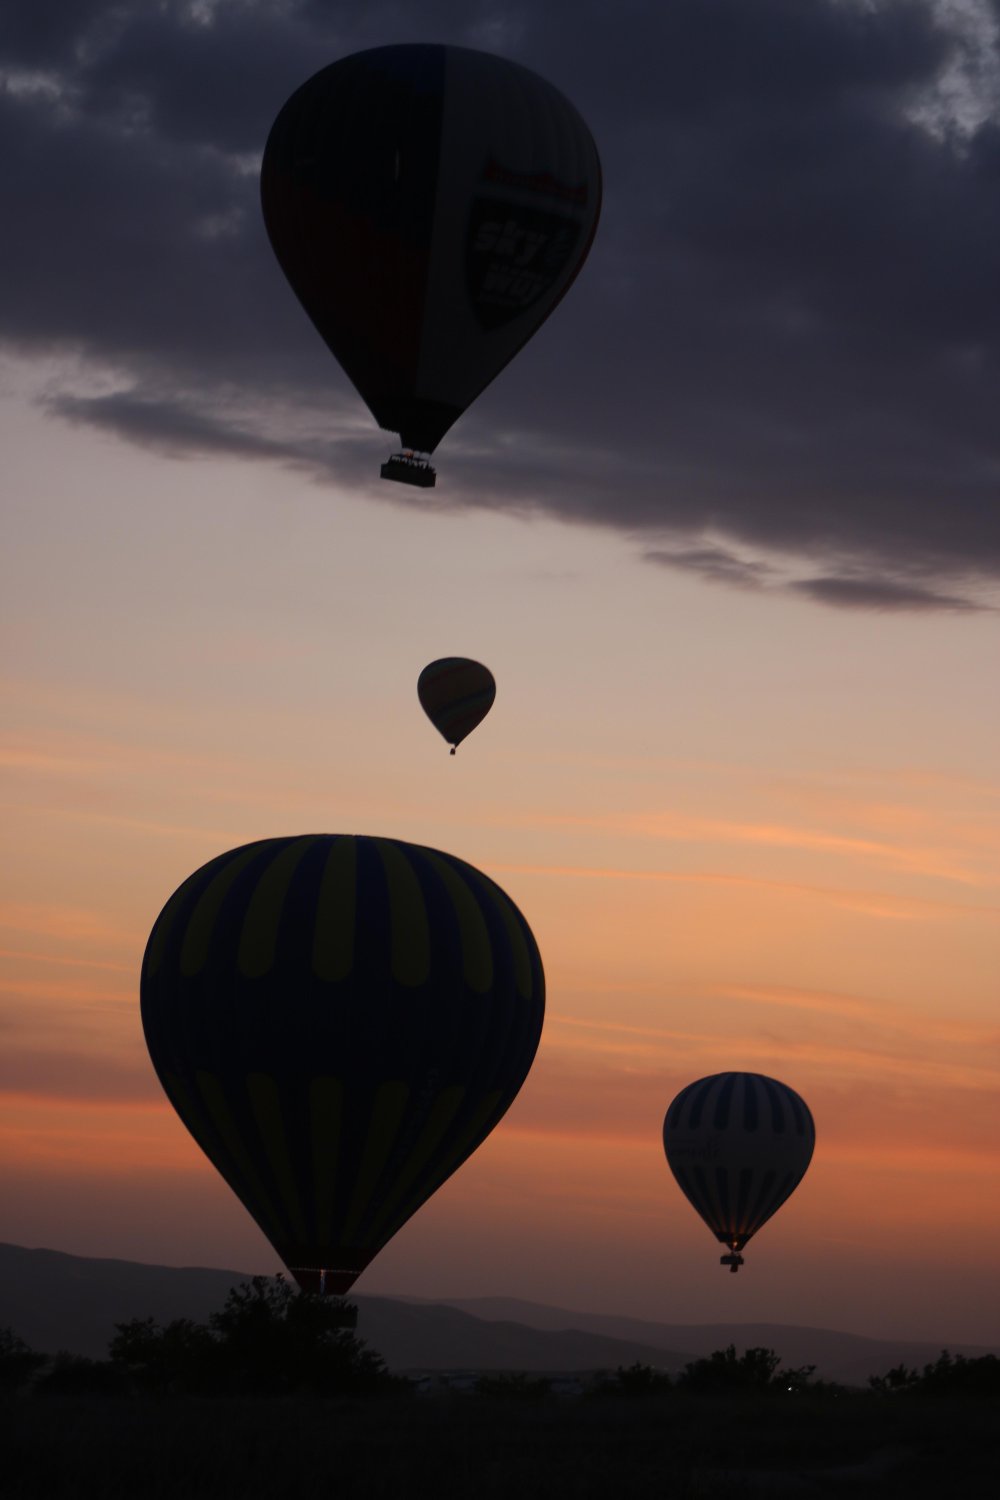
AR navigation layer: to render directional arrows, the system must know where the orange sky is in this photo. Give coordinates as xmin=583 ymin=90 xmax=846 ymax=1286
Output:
xmin=2 ymin=367 xmax=999 ymax=1344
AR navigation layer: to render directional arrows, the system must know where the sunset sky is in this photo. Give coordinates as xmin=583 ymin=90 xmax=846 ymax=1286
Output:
xmin=2 ymin=0 xmax=999 ymax=1347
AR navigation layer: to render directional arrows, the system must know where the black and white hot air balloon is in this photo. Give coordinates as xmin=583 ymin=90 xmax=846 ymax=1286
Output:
xmin=663 ymin=1072 xmax=815 ymax=1272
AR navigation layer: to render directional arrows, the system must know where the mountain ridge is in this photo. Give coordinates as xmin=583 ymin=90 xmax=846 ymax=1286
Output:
xmin=2 ymin=1242 xmax=996 ymax=1384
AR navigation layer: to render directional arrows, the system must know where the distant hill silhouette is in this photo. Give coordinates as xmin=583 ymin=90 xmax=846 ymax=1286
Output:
xmin=0 ymin=1243 xmax=687 ymax=1373
xmin=409 ymin=1295 xmax=1000 ymax=1387
xmin=2 ymin=1243 xmax=996 ymax=1384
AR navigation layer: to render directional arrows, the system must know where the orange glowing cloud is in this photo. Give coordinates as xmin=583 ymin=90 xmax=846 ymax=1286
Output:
xmin=715 ymin=981 xmax=1000 ymax=1046
xmin=0 ymin=948 xmax=132 ymax=973
xmin=0 ymin=900 xmax=138 ymax=949
xmin=489 ymin=859 xmax=998 ymax=923
xmin=0 ymin=1094 xmax=194 ymax=1174
xmin=542 ymin=1007 xmax=999 ymax=1084
xmin=0 ymin=977 xmax=132 ymax=1007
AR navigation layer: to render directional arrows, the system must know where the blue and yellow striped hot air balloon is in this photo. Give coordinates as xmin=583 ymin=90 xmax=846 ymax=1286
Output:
xmin=662 ymin=1072 xmax=815 ymax=1273
xmin=418 ymin=658 xmax=496 ymax=753
xmin=141 ymin=835 xmax=544 ymax=1295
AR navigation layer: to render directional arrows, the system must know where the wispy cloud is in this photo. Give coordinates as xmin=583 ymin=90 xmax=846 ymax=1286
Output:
xmin=644 ymin=546 xmax=994 ymax=613
xmin=0 ymin=1093 xmax=197 ymax=1174
xmin=540 ymin=1011 xmax=1000 ymax=1095
xmin=490 ymin=859 xmax=999 ymax=919
xmin=0 ymin=976 xmax=133 ymax=1007
xmin=0 ymin=1058 xmax=158 ymax=1106
xmin=791 ymin=574 xmax=992 ymax=613
xmin=0 ymin=901 xmax=139 ymax=949
xmin=0 ymin=947 xmax=133 ymax=973
xmin=643 ymin=544 xmax=775 ymax=590
xmin=0 ymin=726 xmax=226 ymax=780
xmin=716 ymin=982 xmax=1000 ymax=1046
xmin=0 ymin=801 xmax=240 ymax=846
xmin=819 ymin=1139 xmax=1000 ymax=1173
xmin=568 ymin=808 xmax=995 ymax=886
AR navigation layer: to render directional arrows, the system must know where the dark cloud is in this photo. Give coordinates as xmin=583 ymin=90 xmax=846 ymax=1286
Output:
xmin=790 ymin=573 xmax=991 ymax=612
xmin=52 ymin=390 xmax=298 ymax=462
xmin=644 ymin=546 xmax=774 ymax=590
xmin=47 ymin=388 xmax=425 ymax=497
xmin=646 ymin=539 xmax=993 ymax=612
xmin=3 ymin=0 xmax=1000 ymax=608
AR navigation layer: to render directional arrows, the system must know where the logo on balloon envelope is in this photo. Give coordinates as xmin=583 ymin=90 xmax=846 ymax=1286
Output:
xmin=663 ymin=1134 xmax=721 ymax=1164
xmin=467 ymin=198 xmax=583 ymax=330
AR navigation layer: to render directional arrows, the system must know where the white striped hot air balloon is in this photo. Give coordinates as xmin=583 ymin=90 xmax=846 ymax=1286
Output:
xmin=662 ymin=1072 xmax=815 ymax=1272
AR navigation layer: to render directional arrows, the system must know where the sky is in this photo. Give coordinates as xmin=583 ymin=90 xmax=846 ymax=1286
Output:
xmin=1 ymin=0 xmax=999 ymax=1346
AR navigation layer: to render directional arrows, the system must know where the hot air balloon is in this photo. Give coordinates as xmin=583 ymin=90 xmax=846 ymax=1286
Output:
xmin=662 ymin=1072 xmax=815 ymax=1272
xmin=141 ymin=834 xmax=544 ymax=1295
xmin=418 ymin=658 xmax=496 ymax=754
xmin=260 ymin=44 xmax=602 ymax=486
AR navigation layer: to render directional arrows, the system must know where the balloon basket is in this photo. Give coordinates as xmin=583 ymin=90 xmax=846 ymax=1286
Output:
xmin=381 ymin=453 xmax=436 ymax=487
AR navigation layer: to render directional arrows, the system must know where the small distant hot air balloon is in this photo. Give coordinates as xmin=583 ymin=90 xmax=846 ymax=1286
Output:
xmin=260 ymin=44 xmax=602 ymax=486
xmin=141 ymin=835 xmax=544 ymax=1296
xmin=418 ymin=658 xmax=496 ymax=754
xmin=662 ymin=1072 xmax=815 ymax=1272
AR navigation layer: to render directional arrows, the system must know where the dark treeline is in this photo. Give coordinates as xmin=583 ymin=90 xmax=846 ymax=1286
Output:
xmin=3 ymin=1298 xmax=999 ymax=1500
xmin=477 ymin=1344 xmax=1000 ymax=1401
xmin=2 ymin=1281 xmax=999 ymax=1401
xmin=612 ymin=1344 xmax=1000 ymax=1399
xmin=1 ymin=1277 xmax=404 ymax=1399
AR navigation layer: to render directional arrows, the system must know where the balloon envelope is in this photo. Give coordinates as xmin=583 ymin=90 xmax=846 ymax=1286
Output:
xmin=662 ymin=1072 xmax=815 ymax=1257
xmin=260 ymin=44 xmax=602 ymax=456
xmin=418 ymin=658 xmax=496 ymax=751
xmin=141 ymin=835 xmax=544 ymax=1294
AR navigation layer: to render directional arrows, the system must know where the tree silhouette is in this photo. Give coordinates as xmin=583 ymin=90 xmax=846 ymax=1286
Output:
xmin=207 ymin=1276 xmax=396 ymax=1396
xmin=870 ymin=1351 xmax=1000 ymax=1397
xmin=0 ymin=1327 xmax=46 ymax=1392
xmin=110 ymin=1277 xmax=402 ymax=1397
xmin=609 ymin=1362 xmax=673 ymax=1396
xmin=677 ymin=1345 xmax=783 ymax=1394
xmin=110 ymin=1315 xmax=219 ymax=1394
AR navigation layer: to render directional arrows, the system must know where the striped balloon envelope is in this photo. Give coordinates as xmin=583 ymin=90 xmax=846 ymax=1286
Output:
xmin=418 ymin=658 xmax=496 ymax=753
xmin=141 ymin=835 xmax=544 ymax=1296
xmin=662 ymin=1073 xmax=815 ymax=1272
